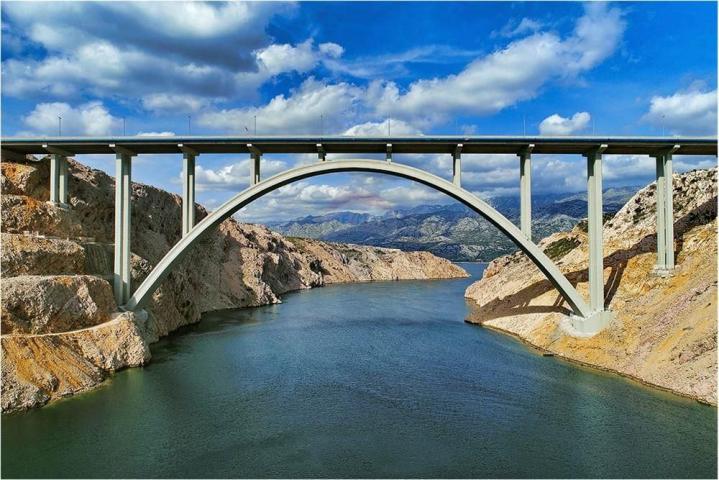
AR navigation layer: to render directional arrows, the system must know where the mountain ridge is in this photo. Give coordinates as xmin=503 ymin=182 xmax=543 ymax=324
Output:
xmin=266 ymin=187 xmax=639 ymax=261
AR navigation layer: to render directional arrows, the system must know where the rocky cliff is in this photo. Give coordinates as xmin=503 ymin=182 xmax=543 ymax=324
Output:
xmin=1 ymin=156 xmax=466 ymax=413
xmin=465 ymin=168 xmax=717 ymax=404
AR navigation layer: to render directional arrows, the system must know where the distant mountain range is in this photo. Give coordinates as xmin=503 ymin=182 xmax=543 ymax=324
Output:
xmin=265 ymin=187 xmax=639 ymax=261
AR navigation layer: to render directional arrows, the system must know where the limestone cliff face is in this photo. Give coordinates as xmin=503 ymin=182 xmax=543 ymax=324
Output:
xmin=465 ymin=168 xmax=717 ymax=404
xmin=1 ymin=156 xmax=466 ymax=413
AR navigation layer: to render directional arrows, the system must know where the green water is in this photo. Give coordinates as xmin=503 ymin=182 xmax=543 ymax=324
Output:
xmin=2 ymin=263 xmax=716 ymax=478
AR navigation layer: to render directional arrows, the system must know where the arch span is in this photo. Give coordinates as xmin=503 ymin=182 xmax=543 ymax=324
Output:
xmin=126 ymin=160 xmax=592 ymax=318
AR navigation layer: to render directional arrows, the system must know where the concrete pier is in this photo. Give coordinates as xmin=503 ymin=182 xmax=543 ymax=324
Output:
xmin=46 ymin=148 xmax=70 ymax=205
xmin=113 ymin=150 xmax=133 ymax=306
xmin=519 ymin=144 xmax=534 ymax=240
xmin=585 ymin=145 xmax=607 ymax=313
xmin=653 ymin=146 xmax=679 ymax=274
xmin=453 ymin=144 xmax=462 ymax=186
xmin=181 ymin=149 xmax=196 ymax=236
xmin=248 ymin=144 xmax=261 ymax=185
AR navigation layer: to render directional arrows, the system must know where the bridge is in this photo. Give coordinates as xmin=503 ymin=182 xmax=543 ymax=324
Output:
xmin=2 ymin=135 xmax=716 ymax=336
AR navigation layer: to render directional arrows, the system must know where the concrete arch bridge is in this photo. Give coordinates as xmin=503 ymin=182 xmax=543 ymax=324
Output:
xmin=2 ymin=136 xmax=716 ymax=336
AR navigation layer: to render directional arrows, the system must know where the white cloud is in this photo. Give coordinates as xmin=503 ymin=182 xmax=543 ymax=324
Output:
xmin=137 ymin=131 xmax=176 ymax=137
xmin=23 ymin=101 xmax=120 ymax=136
xmin=195 ymin=158 xmax=288 ymax=191
xmin=371 ymin=3 xmax=624 ymax=127
xmin=642 ymin=87 xmax=717 ymax=136
xmin=319 ymin=42 xmax=344 ymax=58
xmin=254 ymin=40 xmax=345 ymax=77
xmin=322 ymin=45 xmax=482 ymax=80
xmin=492 ymin=17 xmax=544 ymax=38
xmin=236 ymin=175 xmax=449 ymax=223
xmin=0 ymin=2 xmax=296 ymax=104
xmin=539 ymin=112 xmax=591 ymax=135
xmin=256 ymin=40 xmax=321 ymax=76
xmin=343 ymin=119 xmax=421 ymax=136
xmin=194 ymin=5 xmax=625 ymax=136
xmin=198 ymin=78 xmax=364 ymax=134
xmin=2 ymin=1 xmax=287 ymax=67
xmin=141 ymin=94 xmax=209 ymax=114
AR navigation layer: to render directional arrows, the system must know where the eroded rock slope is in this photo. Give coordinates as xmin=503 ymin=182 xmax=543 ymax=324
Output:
xmin=465 ymin=168 xmax=717 ymax=404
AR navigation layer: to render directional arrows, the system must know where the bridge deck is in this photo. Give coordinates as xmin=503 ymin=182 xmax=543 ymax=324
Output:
xmin=1 ymin=135 xmax=716 ymax=156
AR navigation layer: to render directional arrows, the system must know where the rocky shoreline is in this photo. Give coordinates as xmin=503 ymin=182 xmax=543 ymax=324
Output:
xmin=1 ymin=156 xmax=467 ymax=413
xmin=465 ymin=168 xmax=717 ymax=405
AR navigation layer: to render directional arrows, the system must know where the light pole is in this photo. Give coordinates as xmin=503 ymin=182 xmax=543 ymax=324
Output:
xmin=58 ymin=116 xmax=62 ymax=136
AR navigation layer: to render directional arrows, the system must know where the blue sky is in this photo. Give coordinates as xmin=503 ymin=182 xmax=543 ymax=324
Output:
xmin=1 ymin=1 xmax=716 ymax=221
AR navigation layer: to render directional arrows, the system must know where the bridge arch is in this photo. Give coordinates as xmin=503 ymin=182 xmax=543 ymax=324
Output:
xmin=126 ymin=159 xmax=592 ymax=318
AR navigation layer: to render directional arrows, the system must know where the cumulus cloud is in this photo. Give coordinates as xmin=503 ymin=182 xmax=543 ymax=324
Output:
xmin=22 ymin=101 xmax=120 ymax=136
xmin=642 ymin=87 xmax=717 ymax=136
xmin=141 ymin=94 xmax=210 ymax=114
xmin=198 ymin=78 xmax=364 ymax=134
xmin=2 ymin=1 xmax=287 ymax=68
xmin=0 ymin=2 xmax=317 ymax=107
xmin=235 ymin=175 xmax=448 ymax=223
xmin=195 ymin=158 xmax=288 ymax=191
xmin=539 ymin=112 xmax=591 ymax=135
xmin=343 ymin=119 xmax=421 ymax=136
xmin=193 ymin=4 xmax=624 ymax=134
xmin=370 ymin=3 xmax=624 ymax=126
xmin=255 ymin=39 xmax=346 ymax=76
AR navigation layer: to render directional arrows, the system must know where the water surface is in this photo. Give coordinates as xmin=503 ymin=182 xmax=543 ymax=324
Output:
xmin=2 ymin=263 xmax=716 ymax=478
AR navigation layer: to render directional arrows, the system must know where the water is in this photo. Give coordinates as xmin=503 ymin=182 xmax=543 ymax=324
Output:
xmin=2 ymin=263 xmax=716 ymax=478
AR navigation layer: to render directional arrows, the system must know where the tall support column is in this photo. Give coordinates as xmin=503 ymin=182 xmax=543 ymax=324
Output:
xmin=250 ymin=154 xmax=261 ymax=185
xmin=121 ymin=155 xmax=132 ymax=306
xmin=112 ymin=147 xmax=134 ymax=306
xmin=453 ymin=144 xmax=463 ymax=187
xmin=585 ymin=145 xmax=607 ymax=313
xmin=182 ymin=152 xmax=196 ymax=236
xmin=49 ymin=154 xmax=61 ymax=204
xmin=317 ymin=144 xmax=326 ymax=162
xmin=654 ymin=154 xmax=667 ymax=270
xmin=58 ymin=156 xmax=68 ymax=204
xmin=248 ymin=144 xmax=261 ymax=185
xmin=45 ymin=145 xmax=72 ymax=206
xmin=518 ymin=144 xmax=534 ymax=240
xmin=664 ymin=150 xmax=675 ymax=270
xmin=386 ymin=144 xmax=392 ymax=163
xmin=653 ymin=145 xmax=679 ymax=273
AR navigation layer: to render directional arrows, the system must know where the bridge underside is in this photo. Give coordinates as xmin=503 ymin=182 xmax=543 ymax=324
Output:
xmin=3 ymin=135 xmax=715 ymax=337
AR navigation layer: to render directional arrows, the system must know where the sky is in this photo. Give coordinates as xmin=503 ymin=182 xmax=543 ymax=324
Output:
xmin=1 ymin=1 xmax=717 ymax=222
